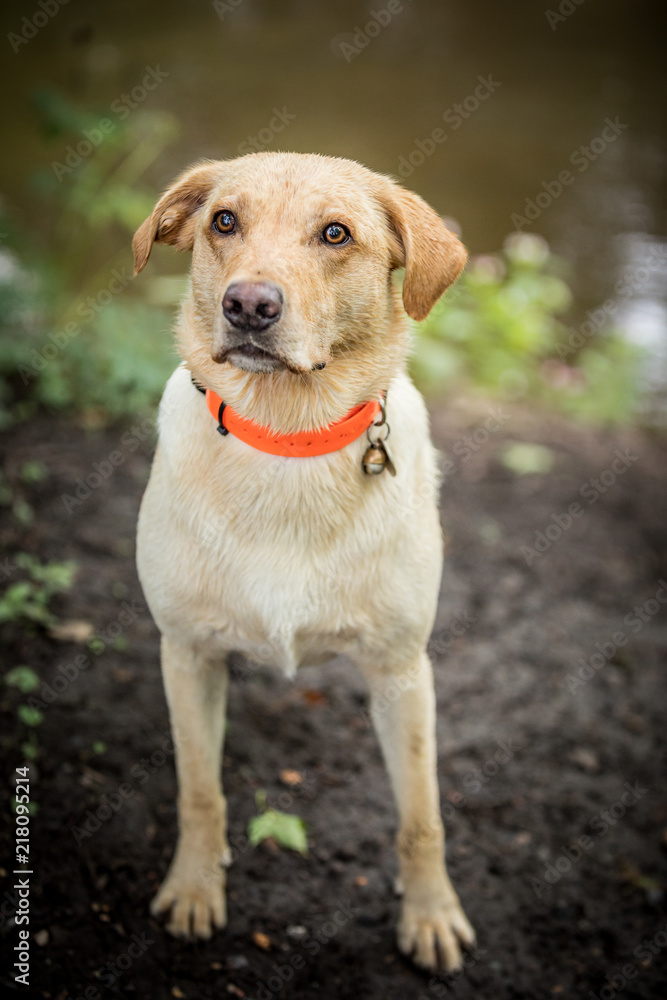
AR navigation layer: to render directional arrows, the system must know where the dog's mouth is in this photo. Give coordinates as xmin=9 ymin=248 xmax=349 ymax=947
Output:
xmin=232 ymin=342 xmax=283 ymax=370
xmin=213 ymin=338 xmax=318 ymax=375
xmin=214 ymin=340 xmax=290 ymax=374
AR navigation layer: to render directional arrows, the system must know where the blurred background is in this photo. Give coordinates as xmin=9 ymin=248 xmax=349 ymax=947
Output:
xmin=0 ymin=0 xmax=665 ymax=425
xmin=1 ymin=3 xmax=666 ymax=999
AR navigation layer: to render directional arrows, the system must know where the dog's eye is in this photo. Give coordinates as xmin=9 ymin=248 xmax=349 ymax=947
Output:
xmin=212 ymin=210 xmax=236 ymax=235
xmin=322 ymin=223 xmax=351 ymax=245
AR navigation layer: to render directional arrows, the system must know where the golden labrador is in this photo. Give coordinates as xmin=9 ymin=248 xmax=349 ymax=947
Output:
xmin=133 ymin=152 xmax=474 ymax=971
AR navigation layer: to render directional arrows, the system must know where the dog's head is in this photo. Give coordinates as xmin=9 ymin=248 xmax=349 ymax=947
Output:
xmin=133 ymin=153 xmax=466 ymax=426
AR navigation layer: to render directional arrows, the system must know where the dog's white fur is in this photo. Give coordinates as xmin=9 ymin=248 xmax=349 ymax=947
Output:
xmin=134 ymin=152 xmax=475 ymax=972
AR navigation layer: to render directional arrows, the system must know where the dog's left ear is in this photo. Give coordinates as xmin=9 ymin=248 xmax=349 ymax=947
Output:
xmin=132 ymin=160 xmax=224 ymax=274
xmin=378 ymin=182 xmax=467 ymax=321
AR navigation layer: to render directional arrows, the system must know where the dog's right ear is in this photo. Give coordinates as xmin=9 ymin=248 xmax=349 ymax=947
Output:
xmin=132 ymin=160 xmax=224 ymax=274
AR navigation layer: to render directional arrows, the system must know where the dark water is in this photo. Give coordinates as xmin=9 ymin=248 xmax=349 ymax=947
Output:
xmin=1 ymin=0 xmax=666 ymax=381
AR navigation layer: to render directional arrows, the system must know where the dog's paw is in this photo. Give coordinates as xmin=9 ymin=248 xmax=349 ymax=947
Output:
xmin=397 ymin=891 xmax=475 ymax=972
xmin=151 ymin=862 xmax=227 ymax=939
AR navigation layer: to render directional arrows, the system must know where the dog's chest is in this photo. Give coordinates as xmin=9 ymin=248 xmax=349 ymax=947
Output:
xmin=192 ymin=542 xmax=363 ymax=676
xmin=169 ymin=441 xmax=389 ymax=674
xmin=138 ymin=367 xmax=437 ymax=675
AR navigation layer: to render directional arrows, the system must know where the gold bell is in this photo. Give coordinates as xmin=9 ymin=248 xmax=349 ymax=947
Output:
xmin=362 ymin=444 xmax=387 ymax=475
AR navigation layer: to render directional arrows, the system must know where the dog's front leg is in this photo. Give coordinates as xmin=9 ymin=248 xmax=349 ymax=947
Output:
xmin=361 ymin=650 xmax=475 ymax=971
xmin=150 ymin=637 xmax=229 ymax=939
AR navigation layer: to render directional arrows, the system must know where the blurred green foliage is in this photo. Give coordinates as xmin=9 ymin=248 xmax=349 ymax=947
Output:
xmin=0 ymin=554 xmax=76 ymax=627
xmin=4 ymin=666 xmax=43 ymax=762
xmin=0 ymin=91 xmax=180 ymax=426
xmin=248 ymin=788 xmax=308 ymax=855
xmin=1 ymin=554 xmax=75 ymax=765
xmin=4 ymin=665 xmax=40 ymax=694
xmin=0 ymin=93 xmax=643 ymax=427
xmin=412 ymin=233 xmax=641 ymax=423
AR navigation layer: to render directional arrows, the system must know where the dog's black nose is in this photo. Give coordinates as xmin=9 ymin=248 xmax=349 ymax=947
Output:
xmin=222 ymin=281 xmax=283 ymax=332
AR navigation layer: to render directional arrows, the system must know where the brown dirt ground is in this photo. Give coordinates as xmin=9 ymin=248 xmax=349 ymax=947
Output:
xmin=1 ymin=398 xmax=666 ymax=1000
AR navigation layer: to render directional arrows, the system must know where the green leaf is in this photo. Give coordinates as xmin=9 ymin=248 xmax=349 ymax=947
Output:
xmin=12 ymin=499 xmax=34 ymax=525
xmin=21 ymin=739 xmax=40 ymax=760
xmin=27 ymin=558 xmax=76 ymax=593
xmin=20 ymin=461 xmax=48 ymax=484
xmin=500 ymin=442 xmax=555 ymax=476
xmin=18 ymin=704 xmax=43 ymax=727
xmin=248 ymin=808 xmax=308 ymax=856
xmin=4 ymin=665 xmax=40 ymax=693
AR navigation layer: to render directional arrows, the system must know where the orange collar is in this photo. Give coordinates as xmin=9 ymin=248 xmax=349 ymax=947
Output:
xmin=204 ymin=388 xmax=381 ymax=458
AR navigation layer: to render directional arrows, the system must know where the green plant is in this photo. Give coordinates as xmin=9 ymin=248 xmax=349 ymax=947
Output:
xmin=412 ymin=233 xmax=642 ymax=424
xmin=0 ymin=91 xmax=180 ymax=425
xmin=4 ymin=666 xmax=43 ymax=761
xmin=17 ymin=704 xmax=43 ymax=727
xmin=0 ymin=470 xmax=35 ymax=525
xmin=0 ymin=98 xmax=645 ymax=430
xmin=20 ymin=460 xmax=48 ymax=484
xmin=4 ymin=665 xmax=40 ymax=693
xmin=0 ymin=554 xmax=76 ymax=627
xmin=248 ymin=789 xmax=308 ymax=855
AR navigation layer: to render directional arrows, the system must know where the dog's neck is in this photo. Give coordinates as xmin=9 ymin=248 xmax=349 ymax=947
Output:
xmin=177 ymin=294 xmax=410 ymax=435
